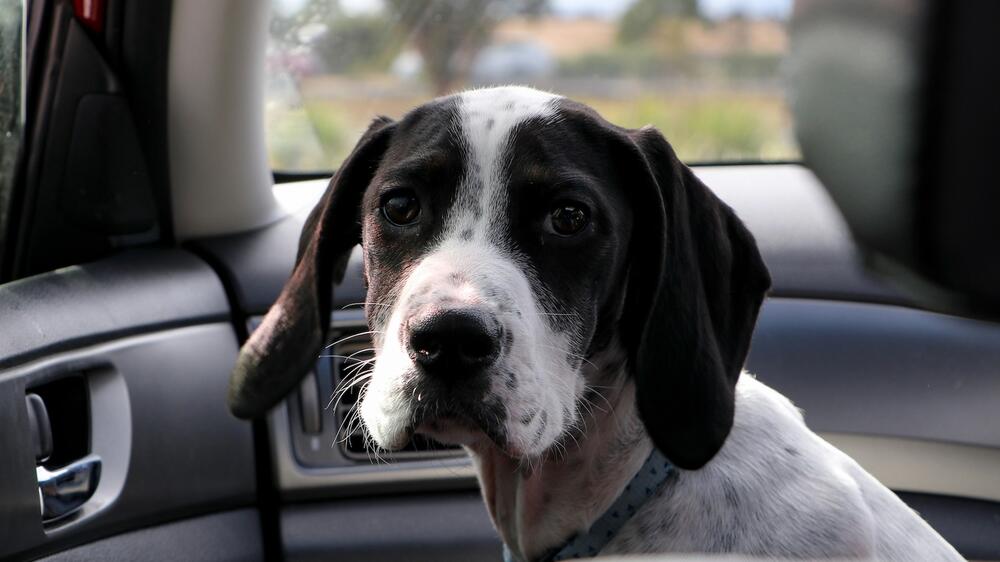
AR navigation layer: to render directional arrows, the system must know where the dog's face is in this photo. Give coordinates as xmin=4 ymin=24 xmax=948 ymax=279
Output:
xmin=229 ymin=86 xmax=771 ymax=470
xmin=357 ymin=88 xmax=633 ymax=458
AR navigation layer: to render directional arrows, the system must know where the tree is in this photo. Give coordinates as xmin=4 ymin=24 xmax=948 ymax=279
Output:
xmin=385 ymin=0 xmax=547 ymax=95
xmin=617 ymin=0 xmax=700 ymax=45
xmin=271 ymin=0 xmax=547 ymax=93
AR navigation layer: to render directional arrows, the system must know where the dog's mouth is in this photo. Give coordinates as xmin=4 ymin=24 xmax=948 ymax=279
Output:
xmin=415 ymin=415 xmax=486 ymax=446
xmin=406 ymin=398 xmax=511 ymax=454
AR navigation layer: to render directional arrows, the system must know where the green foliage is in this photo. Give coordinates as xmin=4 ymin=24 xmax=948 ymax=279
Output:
xmin=594 ymin=95 xmax=787 ymax=161
xmin=265 ymin=101 xmax=351 ymax=171
xmin=559 ymin=49 xmax=782 ymax=82
xmin=304 ymin=101 xmax=351 ymax=160
xmin=274 ymin=0 xmax=550 ymax=92
xmin=617 ymin=0 xmax=700 ymax=45
xmin=311 ymin=15 xmax=400 ymax=74
xmin=716 ymin=53 xmax=783 ymax=80
xmin=383 ymin=0 xmax=546 ymax=94
xmin=559 ymin=46 xmax=682 ymax=79
xmin=384 ymin=0 xmax=496 ymax=94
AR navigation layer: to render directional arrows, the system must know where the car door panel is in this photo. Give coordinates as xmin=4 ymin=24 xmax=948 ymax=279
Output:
xmin=282 ymin=493 xmax=500 ymax=562
xmin=0 ymin=249 xmax=259 ymax=561
xmin=37 ymin=509 xmax=262 ymax=562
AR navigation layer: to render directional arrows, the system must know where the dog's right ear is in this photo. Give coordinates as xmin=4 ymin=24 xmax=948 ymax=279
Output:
xmin=621 ymin=126 xmax=771 ymax=470
xmin=228 ymin=116 xmax=396 ymax=419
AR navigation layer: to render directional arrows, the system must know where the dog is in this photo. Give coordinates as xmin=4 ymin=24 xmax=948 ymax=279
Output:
xmin=229 ymin=86 xmax=963 ymax=561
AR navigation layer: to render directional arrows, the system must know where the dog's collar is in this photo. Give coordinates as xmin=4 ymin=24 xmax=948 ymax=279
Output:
xmin=502 ymin=447 xmax=674 ymax=562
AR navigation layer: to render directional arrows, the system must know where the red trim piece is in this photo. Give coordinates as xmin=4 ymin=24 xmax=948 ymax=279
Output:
xmin=73 ymin=0 xmax=104 ymax=34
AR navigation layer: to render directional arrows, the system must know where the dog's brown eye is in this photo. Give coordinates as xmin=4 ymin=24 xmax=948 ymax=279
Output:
xmin=550 ymin=203 xmax=589 ymax=235
xmin=382 ymin=191 xmax=420 ymax=226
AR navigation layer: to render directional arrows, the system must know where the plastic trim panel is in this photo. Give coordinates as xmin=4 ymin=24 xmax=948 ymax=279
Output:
xmin=0 ymin=249 xmax=229 ymax=370
xmin=0 ymin=324 xmax=256 ymax=560
xmin=37 ymin=508 xmax=263 ymax=562
xmin=281 ymin=492 xmax=501 ymax=562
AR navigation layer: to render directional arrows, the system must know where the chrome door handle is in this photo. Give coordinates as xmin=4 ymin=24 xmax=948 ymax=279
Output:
xmin=37 ymin=454 xmax=102 ymax=523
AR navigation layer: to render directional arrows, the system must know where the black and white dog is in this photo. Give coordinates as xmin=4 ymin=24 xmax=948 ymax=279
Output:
xmin=230 ymin=87 xmax=962 ymax=561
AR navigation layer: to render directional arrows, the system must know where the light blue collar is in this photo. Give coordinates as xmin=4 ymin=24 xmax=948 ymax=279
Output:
xmin=503 ymin=447 xmax=674 ymax=562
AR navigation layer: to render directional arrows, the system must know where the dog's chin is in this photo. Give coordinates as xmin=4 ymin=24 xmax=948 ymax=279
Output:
xmin=410 ymin=405 xmax=521 ymax=457
xmin=415 ymin=415 xmax=490 ymax=447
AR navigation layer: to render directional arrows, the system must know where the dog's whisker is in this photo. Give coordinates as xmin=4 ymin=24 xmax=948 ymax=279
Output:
xmin=346 ymin=347 xmax=377 ymax=358
xmin=340 ymin=301 xmax=394 ymax=310
xmin=495 ymin=311 xmax=580 ymax=318
xmin=343 ymin=358 xmax=377 ymax=377
xmin=580 ymin=391 xmax=610 ymax=416
xmin=333 ymin=399 xmax=361 ymax=444
xmin=324 ymin=330 xmax=383 ymax=350
xmin=319 ymin=347 xmax=377 ymax=362
xmin=535 ymin=343 xmax=598 ymax=369
xmin=331 ymin=376 xmax=376 ymax=448
xmin=326 ymin=372 xmax=373 ymax=411
xmin=585 ymin=386 xmax=615 ymax=415
xmin=318 ymin=352 xmax=372 ymax=360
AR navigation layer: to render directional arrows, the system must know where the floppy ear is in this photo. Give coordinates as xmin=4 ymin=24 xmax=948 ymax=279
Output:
xmin=228 ymin=117 xmax=396 ymax=419
xmin=623 ymin=126 xmax=771 ymax=469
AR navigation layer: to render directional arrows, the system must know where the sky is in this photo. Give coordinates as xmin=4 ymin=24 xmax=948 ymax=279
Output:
xmin=278 ymin=0 xmax=794 ymax=20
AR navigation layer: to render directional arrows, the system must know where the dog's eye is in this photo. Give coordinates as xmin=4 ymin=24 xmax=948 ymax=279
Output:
xmin=549 ymin=203 xmax=589 ymax=235
xmin=382 ymin=191 xmax=421 ymax=226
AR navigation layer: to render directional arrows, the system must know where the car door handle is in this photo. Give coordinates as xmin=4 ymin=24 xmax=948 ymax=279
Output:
xmin=37 ymin=454 xmax=102 ymax=523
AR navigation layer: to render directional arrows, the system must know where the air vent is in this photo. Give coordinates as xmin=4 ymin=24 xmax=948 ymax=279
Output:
xmin=329 ymin=329 xmax=461 ymax=461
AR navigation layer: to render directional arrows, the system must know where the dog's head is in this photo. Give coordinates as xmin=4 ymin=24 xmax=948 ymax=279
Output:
xmin=229 ymin=87 xmax=770 ymax=469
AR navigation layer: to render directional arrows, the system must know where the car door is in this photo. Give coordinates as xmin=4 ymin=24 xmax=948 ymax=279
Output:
xmin=0 ymin=2 xmax=262 ymax=560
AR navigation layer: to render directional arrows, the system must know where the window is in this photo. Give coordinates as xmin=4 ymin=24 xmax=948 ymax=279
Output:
xmin=266 ymin=0 xmax=798 ymax=172
xmin=0 ymin=0 xmax=24 ymax=242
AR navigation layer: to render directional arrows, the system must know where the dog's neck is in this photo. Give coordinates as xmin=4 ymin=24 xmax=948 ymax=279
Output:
xmin=468 ymin=357 xmax=652 ymax=561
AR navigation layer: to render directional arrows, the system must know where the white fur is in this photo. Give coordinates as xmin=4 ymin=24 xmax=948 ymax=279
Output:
xmin=602 ymin=374 xmax=964 ymax=561
xmin=449 ymin=86 xmax=562 ymax=242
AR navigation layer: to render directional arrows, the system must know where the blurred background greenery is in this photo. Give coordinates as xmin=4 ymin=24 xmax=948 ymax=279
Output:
xmin=265 ymin=0 xmax=799 ymax=171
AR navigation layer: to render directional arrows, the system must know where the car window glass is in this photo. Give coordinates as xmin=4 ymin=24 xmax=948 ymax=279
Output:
xmin=265 ymin=0 xmax=798 ymax=172
xmin=0 ymin=0 xmax=24 ymax=249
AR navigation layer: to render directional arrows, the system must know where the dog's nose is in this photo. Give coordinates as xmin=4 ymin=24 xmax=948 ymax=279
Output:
xmin=408 ymin=309 xmax=501 ymax=376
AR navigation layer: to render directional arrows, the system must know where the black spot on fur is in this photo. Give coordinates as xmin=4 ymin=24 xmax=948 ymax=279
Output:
xmin=505 ymin=371 xmax=517 ymax=390
xmin=722 ymin=480 xmax=740 ymax=509
xmin=486 ymin=118 xmax=495 ymax=130
xmin=448 ymin=272 xmax=463 ymax=284
xmin=461 ymin=228 xmax=473 ymax=240
xmin=520 ymin=410 xmax=535 ymax=425
xmin=784 ymin=446 xmax=799 ymax=457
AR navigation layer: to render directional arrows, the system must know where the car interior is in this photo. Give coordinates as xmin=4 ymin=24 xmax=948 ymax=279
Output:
xmin=0 ymin=0 xmax=998 ymax=561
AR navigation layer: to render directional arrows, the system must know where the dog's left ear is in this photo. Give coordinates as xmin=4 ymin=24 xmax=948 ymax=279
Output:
xmin=228 ymin=116 xmax=396 ymax=419
xmin=622 ymin=126 xmax=771 ymax=469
